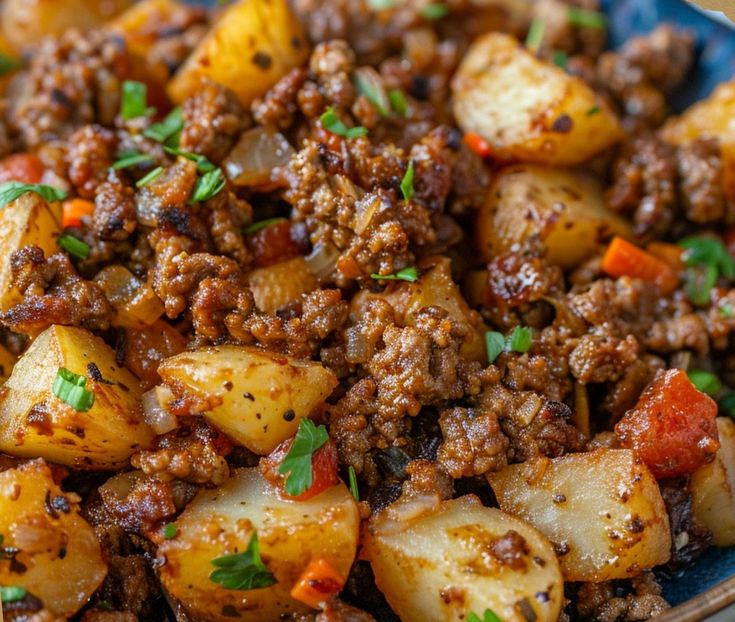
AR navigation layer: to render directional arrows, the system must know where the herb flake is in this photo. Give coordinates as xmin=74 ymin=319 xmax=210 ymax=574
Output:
xmin=400 ymin=160 xmax=415 ymax=201
xmin=485 ymin=326 xmax=533 ymax=363
xmin=0 ymin=586 xmax=27 ymax=603
xmin=163 ymin=523 xmax=178 ymax=540
xmin=245 ymin=217 xmax=286 ymax=235
xmin=278 ymin=418 xmax=330 ymax=496
xmin=58 ymin=234 xmax=90 ymax=260
xmin=348 ymin=465 xmax=359 ymax=501
xmin=144 ymin=107 xmax=184 ymax=147
xmin=52 ymin=368 xmax=95 ymax=412
xmin=209 ymin=532 xmax=277 ymax=591
xmin=0 ymin=182 xmax=67 ymax=208
xmin=191 ymin=168 xmax=226 ymax=203
xmin=688 ymin=369 xmax=722 ymax=397
xmin=121 ymin=81 xmax=155 ymax=121
xmin=320 ymin=106 xmax=367 ymax=138
xmin=420 ymin=3 xmax=450 ymax=20
xmin=467 ymin=608 xmax=502 ymax=622
xmin=679 ymin=236 xmax=735 ymax=306
xmin=136 ymin=166 xmax=164 ymax=188
xmin=354 ymin=73 xmax=389 ymax=117
xmin=525 ymin=17 xmax=546 ymax=51
xmin=370 ymin=266 xmax=419 ymax=282
xmin=164 ymin=146 xmax=216 ymax=173
xmin=111 ymin=152 xmax=155 ymax=170
xmin=388 ymin=89 xmax=409 ymax=117
xmin=567 ymin=6 xmax=606 ymax=28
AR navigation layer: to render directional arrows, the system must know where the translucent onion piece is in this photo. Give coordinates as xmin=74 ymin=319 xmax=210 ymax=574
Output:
xmin=224 ymin=127 xmax=294 ymax=189
xmin=305 ymin=242 xmax=340 ymax=280
xmin=95 ymin=265 xmax=164 ymax=327
xmin=142 ymin=386 xmax=178 ymax=435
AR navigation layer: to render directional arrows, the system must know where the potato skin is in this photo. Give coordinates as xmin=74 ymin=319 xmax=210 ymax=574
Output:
xmin=364 ymin=495 xmax=563 ymax=622
xmin=0 ymin=325 xmax=154 ymax=469
xmin=158 ymin=468 xmax=359 ymax=622
xmin=489 ymin=449 xmax=671 ymax=582
xmin=452 ymin=32 xmax=623 ymax=165
xmin=0 ymin=460 xmax=107 ymax=616
xmin=159 ymin=345 xmax=337 ymax=455
xmin=167 ymin=0 xmax=310 ymax=106
xmin=475 ymin=164 xmax=632 ymax=268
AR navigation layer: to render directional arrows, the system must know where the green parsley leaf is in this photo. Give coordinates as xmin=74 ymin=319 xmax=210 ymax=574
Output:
xmin=164 ymin=146 xmax=216 ymax=173
xmin=121 ymin=81 xmax=155 ymax=121
xmin=368 ymin=0 xmax=395 ymax=8
xmin=721 ymin=301 xmax=734 ymax=318
xmin=370 ymin=266 xmax=419 ymax=282
xmin=191 ymin=168 xmax=226 ymax=203
xmin=144 ymin=107 xmax=184 ymax=147
xmin=420 ymin=3 xmax=450 ymax=19
xmin=320 ymin=106 xmax=367 ymax=138
xmin=388 ymin=89 xmax=409 ymax=117
xmin=209 ymin=532 xmax=277 ymax=591
xmin=679 ymin=236 xmax=735 ymax=306
xmin=58 ymin=234 xmax=90 ymax=260
xmin=485 ymin=331 xmax=506 ymax=363
xmin=586 ymin=105 xmax=601 ymax=116
xmin=0 ymin=586 xmax=27 ymax=603
xmin=136 ymin=166 xmax=164 ymax=188
xmin=348 ymin=465 xmax=360 ymax=501
xmin=508 ymin=326 xmax=533 ymax=353
xmin=525 ymin=17 xmax=546 ymax=52
xmin=354 ymin=72 xmax=389 ymax=117
xmin=52 ymin=368 xmax=95 ymax=412
xmin=111 ymin=152 xmax=155 ymax=170
xmin=245 ymin=217 xmax=287 ymax=235
xmin=567 ymin=6 xmax=606 ymax=28
xmin=400 ymin=160 xmax=415 ymax=201
xmin=0 ymin=52 xmax=19 ymax=77
xmin=552 ymin=50 xmax=568 ymax=69
xmin=720 ymin=393 xmax=735 ymax=418
xmin=688 ymin=369 xmax=722 ymax=396
xmin=163 ymin=523 xmax=178 ymax=540
xmin=467 ymin=608 xmax=502 ymax=622
xmin=278 ymin=418 xmax=330 ymax=496
xmin=0 ymin=182 xmax=67 ymax=208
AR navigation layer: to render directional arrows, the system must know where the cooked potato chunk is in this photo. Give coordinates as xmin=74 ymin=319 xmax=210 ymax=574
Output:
xmin=0 ymin=192 xmax=62 ymax=311
xmin=247 ymin=256 xmax=317 ymax=314
xmin=158 ymin=467 xmax=359 ymax=622
xmin=167 ymin=0 xmax=310 ymax=105
xmin=452 ymin=32 xmax=623 ymax=165
xmin=488 ymin=449 xmax=671 ymax=582
xmin=0 ymin=343 xmax=16 ymax=381
xmin=476 ymin=164 xmax=632 ymax=268
xmin=1 ymin=0 xmax=133 ymax=52
xmin=0 ymin=460 xmax=107 ymax=616
xmin=364 ymin=495 xmax=563 ymax=622
xmin=0 ymin=325 xmax=154 ymax=469
xmin=109 ymin=0 xmax=192 ymax=59
xmin=159 ymin=346 xmax=337 ymax=454
xmin=691 ymin=417 xmax=735 ymax=546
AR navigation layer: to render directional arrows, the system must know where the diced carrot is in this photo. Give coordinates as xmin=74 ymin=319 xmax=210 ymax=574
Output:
xmin=62 ymin=199 xmax=95 ymax=229
xmin=463 ymin=131 xmax=492 ymax=158
xmin=601 ymin=236 xmax=679 ymax=295
xmin=0 ymin=153 xmax=45 ymax=184
xmin=646 ymin=241 xmax=684 ymax=272
xmin=290 ymin=558 xmax=345 ymax=609
xmin=615 ymin=369 xmax=719 ymax=479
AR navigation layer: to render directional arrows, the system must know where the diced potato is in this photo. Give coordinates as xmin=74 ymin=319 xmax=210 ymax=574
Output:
xmin=691 ymin=417 xmax=735 ymax=546
xmin=476 ymin=164 xmax=633 ymax=268
xmin=0 ymin=325 xmax=154 ymax=469
xmin=0 ymin=193 xmax=62 ymax=311
xmin=364 ymin=495 xmax=563 ymax=622
xmin=1 ymin=0 xmax=133 ymax=52
xmin=247 ymin=256 xmax=317 ymax=314
xmin=0 ymin=343 xmax=16 ymax=381
xmin=0 ymin=459 xmax=107 ymax=616
xmin=159 ymin=346 xmax=337 ymax=454
xmin=158 ymin=467 xmax=359 ymax=622
xmin=488 ymin=449 xmax=671 ymax=582
xmin=452 ymin=32 xmax=623 ymax=165
xmin=167 ymin=0 xmax=310 ymax=106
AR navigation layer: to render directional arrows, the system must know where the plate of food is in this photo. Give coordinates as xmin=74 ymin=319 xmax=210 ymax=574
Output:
xmin=0 ymin=0 xmax=734 ymax=621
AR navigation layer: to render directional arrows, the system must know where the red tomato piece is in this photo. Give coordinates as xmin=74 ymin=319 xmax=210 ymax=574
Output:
xmin=463 ymin=131 xmax=493 ymax=158
xmin=615 ymin=369 xmax=719 ymax=479
xmin=0 ymin=153 xmax=45 ymax=184
xmin=248 ymin=220 xmax=302 ymax=268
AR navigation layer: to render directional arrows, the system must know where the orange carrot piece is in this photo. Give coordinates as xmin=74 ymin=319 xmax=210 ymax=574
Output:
xmin=601 ymin=236 xmax=679 ymax=295
xmin=646 ymin=241 xmax=684 ymax=272
xmin=290 ymin=558 xmax=344 ymax=609
xmin=463 ymin=132 xmax=492 ymax=158
xmin=62 ymin=198 xmax=95 ymax=229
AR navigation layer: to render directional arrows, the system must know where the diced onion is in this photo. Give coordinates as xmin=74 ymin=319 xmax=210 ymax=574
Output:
xmin=95 ymin=266 xmax=164 ymax=326
xmin=223 ymin=127 xmax=294 ymax=189
xmin=305 ymin=242 xmax=340 ymax=280
xmin=353 ymin=193 xmax=382 ymax=235
xmin=142 ymin=386 xmax=178 ymax=435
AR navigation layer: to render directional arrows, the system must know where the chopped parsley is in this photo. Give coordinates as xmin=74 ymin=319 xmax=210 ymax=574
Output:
xmin=552 ymin=50 xmax=568 ymax=69
xmin=400 ymin=160 xmax=415 ymax=201
xmin=679 ymin=236 xmax=735 ymax=306
xmin=354 ymin=72 xmax=389 ymax=117
xmin=485 ymin=326 xmax=533 ymax=363
xmin=721 ymin=301 xmax=734 ymax=319
xmin=348 ymin=465 xmax=359 ymax=501
xmin=245 ymin=217 xmax=286 ymax=235
xmin=209 ymin=532 xmax=277 ymax=590
xmin=370 ymin=266 xmax=419 ymax=283
xmin=567 ymin=6 xmax=606 ymax=28
xmin=586 ymin=105 xmax=601 ymax=116
xmin=0 ymin=52 xmax=19 ymax=76
xmin=525 ymin=17 xmax=546 ymax=52
xmin=191 ymin=168 xmax=226 ymax=203
xmin=320 ymin=106 xmax=367 ymax=138
xmin=688 ymin=369 xmax=722 ymax=397
xmin=420 ymin=3 xmax=450 ymax=19
xmin=388 ymin=89 xmax=409 ymax=117
xmin=111 ymin=152 xmax=155 ymax=170
xmin=58 ymin=234 xmax=91 ymax=260
xmin=0 ymin=182 xmax=67 ymax=208
xmin=144 ymin=106 xmax=184 ymax=147
xmin=468 ymin=608 xmax=502 ymax=622
xmin=164 ymin=147 xmax=216 ymax=173
xmin=278 ymin=418 xmax=330 ymax=496
xmin=368 ymin=0 xmax=395 ymax=8
xmin=163 ymin=523 xmax=178 ymax=540
xmin=121 ymin=81 xmax=155 ymax=121
xmin=0 ymin=586 xmax=27 ymax=603
xmin=136 ymin=166 xmax=164 ymax=188
xmin=52 ymin=368 xmax=95 ymax=412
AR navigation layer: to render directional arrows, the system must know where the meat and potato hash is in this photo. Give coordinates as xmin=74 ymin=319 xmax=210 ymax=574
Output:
xmin=0 ymin=0 xmax=733 ymax=621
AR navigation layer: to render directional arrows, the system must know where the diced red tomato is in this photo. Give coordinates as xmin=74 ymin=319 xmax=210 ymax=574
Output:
xmin=615 ymin=369 xmax=719 ymax=479
xmin=248 ymin=220 xmax=302 ymax=268
xmin=0 ymin=153 xmax=45 ymax=184
xmin=463 ymin=132 xmax=493 ymax=158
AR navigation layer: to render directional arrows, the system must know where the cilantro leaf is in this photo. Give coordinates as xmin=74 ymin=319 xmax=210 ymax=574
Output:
xmin=485 ymin=331 xmax=506 ymax=363
xmin=508 ymin=326 xmax=533 ymax=353
xmin=354 ymin=72 xmax=389 ymax=117
xmin=320 ymin=106 xmax=367 ymax=138
xmin=0 ymin=586 xmax=27 ymax=603
xmin=209 ymin=532 xmax=277 ymax=590
xmin=679 ymin=236 xmax=735 ymax=306
xmin=467 ymin=608 xmax=502 ymax=622
xmin=0 ymin=182 xmax=67 ymax=208
xmin=370 ymin=266 xmax=419 ymax=282
xmin=688 ymin=369 xmax=722 ymax=397
xmin=485 ymin=326 xmax=533 ymax=363
xmin=144 ymin=107 xmax=184 ymax=147
xmin=278 ymin=418 xmax=329 ymax=496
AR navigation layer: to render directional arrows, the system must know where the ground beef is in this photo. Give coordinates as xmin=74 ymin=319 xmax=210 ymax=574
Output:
xmin=66 ymin=124 xmax=118 ymax=198
xmin=400 ymin=458 xmax=454 ymax=499
xmin=659 ymin=479 xmax=713 ymax=570
xmin=436 ymin=406 xmax=508 ymax=478
xmin=569 ymin=333 xmax=640 ymax=384
xmin=575 ymin=573 xmax=670 ymax=621
xmin=93 ymin=175 xmax=138 ymax=241
xmin=316 ymin=599 xmax=378 ymax=622
xmin=2 ymin=246 xmax=112 ymax=336
xmin=252 ymin=68 xmax=308 ymax=128
xmin=486 ymin=253 xmax=563 ymax=311
xmin=204 ymin=189 xmax=252 ymax=265
xmin=677 ymin=138 xmax=727 ymax=224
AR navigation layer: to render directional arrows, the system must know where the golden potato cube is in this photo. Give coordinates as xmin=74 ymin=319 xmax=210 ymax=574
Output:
xmin=247 ymin=256 xmax=317 ymax=314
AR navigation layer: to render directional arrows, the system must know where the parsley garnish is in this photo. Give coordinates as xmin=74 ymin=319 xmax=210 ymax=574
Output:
xmin=144 ymin=107 xmax=184 ymax=147
xmin=355 ymin=73 xmax=389 ymax=117
xmin=191 ymin=168 xmax=226 ymax=203
xmin=209 ymin=532 xmax=277 ymax=590
xmin=370 ymin=266 xmax=419 ymax=282
xmin=121 ymin=81 xmax=155 ymax=121
xmin=0 ymin=182 xmax=67 ymax=208
xmin=320 ymin=106 xmax=367 ymax=138
xmin=420 ymin=3 xmax=450 ymax=19
xmin=136 ymin=166 xmax=164 ymax=188
xmin=388 ymin=89 xmax=409 ymax=117
xmin=400 ymin=160 xmax=415 ymax=201
xmin=348 ymin=465 xmax=359 ymax=501
xmin=552 ymin=50 xmax=568 ymax=69
xmin=0 ymin=586 xmax=27 ymax=603
xmin=679 ymin=236 xmax=735 ymax=306
xmin=368 ymin=0 xmax=395 ymax=8
xmin=586 ymin=105 xmax=601 ymax=116
xmin=525 ymin=17 xmax=546 ymax=52
xmin=468 ymin=608 xmax=502 ymax=622
xmin=245 ymin=217 xmax=286 ymax=235
xmin=163 ymin=523 xmax=178 ymax=540
xmin=111 ymin=152 xmax=155 ymax=170
xmin=58 ymin=234 xmax=90 ymax=260
xmin=278 ymin=418 xmax=329 ymax=496
xmin=164 ymin=147 xmax=216 ymax=173
xmin=485 ymin=326 xmax=533 ymax=363
xmin=0 ymin=52 xmax=19 ymax=76
xmin=52 ymin=368 xmax=95 ymax=412
xmin=567 ymin=6 xmax=606 ymax=28
xmin=721 ymin=301 xmax=734 ymax=318
xmin=688 ymin=369 xmax=722 ymax=396
xmin=721 ymin=393 xmax=735 ymax=418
